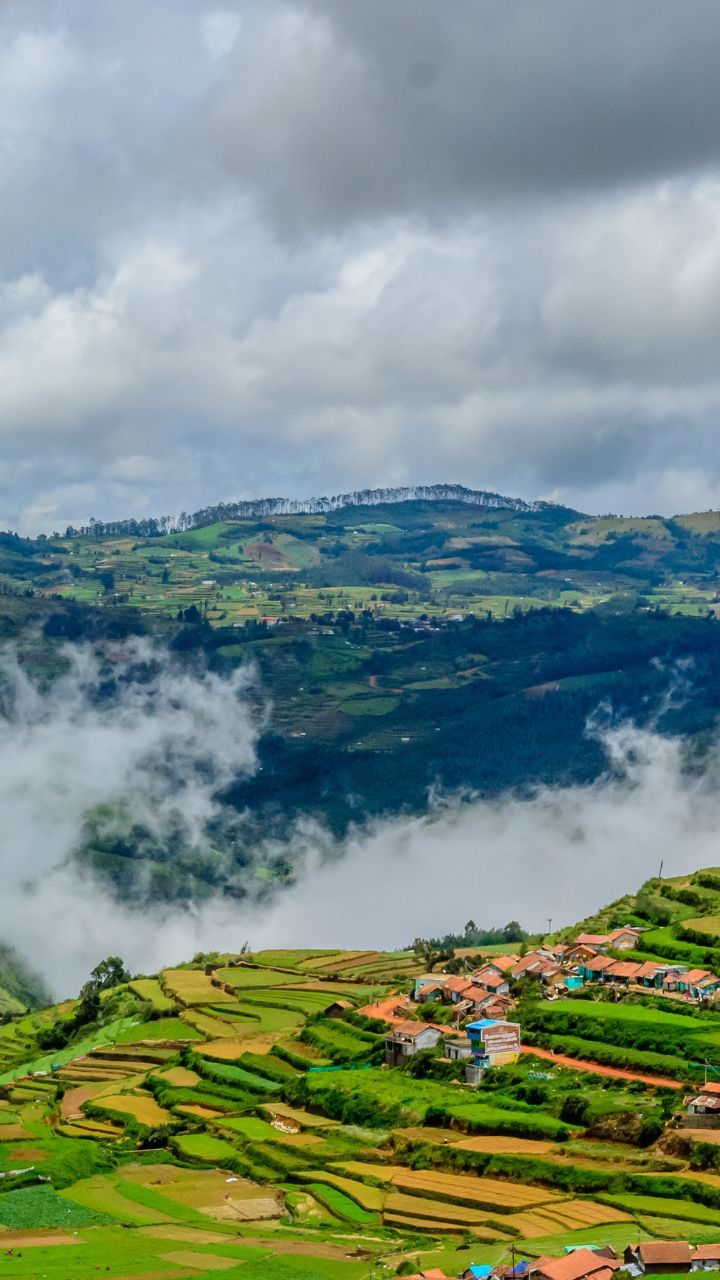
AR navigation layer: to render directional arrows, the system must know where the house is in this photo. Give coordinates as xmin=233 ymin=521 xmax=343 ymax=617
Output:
xmin=665 ymin=969 xmax=720 ymax=1000
xmin=444 ymin=1035 xmax=473 ymax=1060
xmin=444 ymin=975 xmax=474 ymax=1002
xmin=404 ymin=1270 xmax=451 ymax=1280
xmin=625 ymin=1241 xmax=693 ymax=1274
xmin=563 ymin=943 xmax=599 ymax=965
xmin=604 ymin=960 xmax=642 ymax=986
xmin=608 ymin=927 xmax=641 ymax=949
xmin=417 ymin=982 xmax=445 ymax=1004
xmin=466 ymin=1018 xmax=521 ymax=1067
xmin=461 ymin=1267 xmax=494 ymax=1280
xmin=580 ymin=954 xmax=616 ymax=981
xmin=573 ymin=927 xmax=639 ymax=951
xmin=691 ymin=1244 xmax=720 ymax=1270
xmin=631 ymin=961 xmax=665 ymax=988
xmin=384 ymin=1022 xmax=443 ymax=1066
xmin=531 ymin=1247 xmax=620 ymax=1280
xmin=575 ymin=933 xmax=613 ymax=949
xmin=413 ymin=975 xmax=447 ymax=1000
xmin=323 ymin=1000 xmax=353 ymax=1018
xmin=477 ymin=992 xmax=514 ymax=1020
xmin=496 ymin=1263 xmax=530 ymax=1280
xmin=512 ymin=951 xmax=559 ymax=981
xmin=688 ymin=1093 xmax=720 ymax=1114
xmin=473 ymin=965 xmax=511 ymax=996
xmin=486 ymin=953 xmax=521 ymax=972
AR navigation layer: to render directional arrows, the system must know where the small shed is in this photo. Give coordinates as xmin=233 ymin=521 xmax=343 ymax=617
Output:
xmin=323 ymin=1000 xmax=353 ymax=1019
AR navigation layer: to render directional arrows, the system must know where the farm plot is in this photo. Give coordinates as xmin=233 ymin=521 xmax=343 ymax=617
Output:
xmin=213 ymin=966 xmax=309 ymax=990
xmin=121 ymin=1163 xmax=284 ymax=1222
xmin=129 ymin=979 xmax=176 ymax=1011
xmin=113 ymin=1016 xmax=202 ymax=1042
xmin=296 ymin=1170 xmax=384 ymax=1211
xmin=305 ymin=1182 xmax=380 ymax=1224
xmin=502 ymin=1199 xmax=631 ymax=1240
xmin=602 ymin=1193 xmax=720 ymax=1226
xmin=383 ymin=1190 xmax=495 ymax=1227
xmin=390 ymin=1170 xmax=563 ymax=1211
xmin=162 ymin=969 xmax=240 ymax=1004
xmin=173 ymin=1133 xmax=239 ymax=1164
xmin=90 ymin=1091 xmax=170 ymax=1127
xmin=61 ymin=1174 xmax=177 ymax=1225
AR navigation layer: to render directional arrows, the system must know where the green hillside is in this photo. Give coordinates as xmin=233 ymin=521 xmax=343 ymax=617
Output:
xmin=0 ymin=908 xmax=719 ymax=1278
xmin=3 ymin=491 xmax=720 ymax=902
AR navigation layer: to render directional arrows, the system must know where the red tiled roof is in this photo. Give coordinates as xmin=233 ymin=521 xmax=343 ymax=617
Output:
xmin=685 ymin=968 xmax=712 ymax=983
xmin=463 ymin=985 xmax=490 ymax=1002
xmin=585 ymin=954 xmax=615 ymax=972
xmin=605 ymin=961 xmax=642 ymax=979
xmin=532 ymin=1248 xmax=620 ymax=1280
xmin=488 ymin=954 xmax=520 ymax=971
xmin=609 ymin=927 xmax=640 ymax=940
xmin=444 ymin=976 xmax=473 ymax=994
xmin=633 ymin=961 xmax=661 ymax=979
xmin=637 ymin=1241 xmax=692 ymax=1265
xmin=576 ymin=933 xmax=611 ymax=946
xmin=692 ymin=1244 xmax=720 ymax=1260
xmin=477 ymin=972 xmax=507 ymax=989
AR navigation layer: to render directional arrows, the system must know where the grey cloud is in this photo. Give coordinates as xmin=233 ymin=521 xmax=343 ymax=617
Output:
xmin=208 ymin=0 xmax=720 ymax=231
xmin=3 ymin=1 xmax=720 ymax=526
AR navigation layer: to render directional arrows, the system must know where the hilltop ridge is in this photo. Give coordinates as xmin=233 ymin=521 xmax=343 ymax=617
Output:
xmin=65 ymin=483 xmax=561 ymax=539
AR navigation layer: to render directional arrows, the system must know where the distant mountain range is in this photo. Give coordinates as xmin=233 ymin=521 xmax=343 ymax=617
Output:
xmin=66 ymin=484 xmax=560 ymax=538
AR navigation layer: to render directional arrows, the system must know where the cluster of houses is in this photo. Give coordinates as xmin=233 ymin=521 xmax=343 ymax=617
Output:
xmin=414 ymin=957 xmax=519 ymax=1020
xmin=511 ymin=927 xmax=720 ymax=1004
xmin=406 ymin=1240 xmax=720 ymax=1280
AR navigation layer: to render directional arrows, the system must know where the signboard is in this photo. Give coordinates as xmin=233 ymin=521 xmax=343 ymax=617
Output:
xmin=480 ymin=1022 xmax=521 ymax=1056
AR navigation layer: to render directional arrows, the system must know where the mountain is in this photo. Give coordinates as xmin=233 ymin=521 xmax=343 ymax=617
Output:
xmin=1 ymin=491 xmax=720 ymax=904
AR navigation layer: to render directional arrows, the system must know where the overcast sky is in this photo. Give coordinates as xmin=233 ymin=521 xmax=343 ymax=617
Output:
xmin=4 ymin=1 xmax=720 ymax=532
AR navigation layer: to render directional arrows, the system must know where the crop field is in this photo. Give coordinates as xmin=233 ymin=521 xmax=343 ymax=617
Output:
xmin=91 ymin=1091 xmax=170 ymax=1127
xmin=2 ymin=948 xmax=720 ymax=1278
xmin=161 ymin=969 xmax=240 ymax=1004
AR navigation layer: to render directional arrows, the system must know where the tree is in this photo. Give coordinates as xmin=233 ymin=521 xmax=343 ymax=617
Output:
xmin=464 ymin=920 xmax=477 ymax=936
xmin=90 ymin=956 xmax=130 ymax=991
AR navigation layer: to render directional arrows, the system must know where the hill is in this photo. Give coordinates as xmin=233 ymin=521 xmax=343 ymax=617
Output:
xmin=3 ymin=872 xmax=720 ymax=1277
xmin=2 ymin=490 xmax=720 ymax=902
xmin=0 ymin=944 xmax=50 ymax=1016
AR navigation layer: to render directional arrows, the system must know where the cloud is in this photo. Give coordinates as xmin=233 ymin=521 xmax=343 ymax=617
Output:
xmin=0 ymin=642 xmax=717 ymax=999
xmin=3 ymin=1 xmax=720 ymax=525
xmin=0 ymin=641 xmax=261 ymax=993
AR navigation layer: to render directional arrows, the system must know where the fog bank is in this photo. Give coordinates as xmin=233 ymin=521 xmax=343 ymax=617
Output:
xmin=0 ymin=646 xmax=716 ymax=996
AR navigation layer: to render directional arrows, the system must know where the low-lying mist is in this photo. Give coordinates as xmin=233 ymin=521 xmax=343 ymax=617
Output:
xmin=0 ymin=641 xmax=717 ymax=997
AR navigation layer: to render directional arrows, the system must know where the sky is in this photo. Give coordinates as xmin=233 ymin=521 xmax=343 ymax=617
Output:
xmin=4 ymin=1 xmax=720 ymax=532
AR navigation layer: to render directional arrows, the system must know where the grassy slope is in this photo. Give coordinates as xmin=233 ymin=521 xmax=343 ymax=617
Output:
xmin=4 ymin=943 xmax=720 ymax=1277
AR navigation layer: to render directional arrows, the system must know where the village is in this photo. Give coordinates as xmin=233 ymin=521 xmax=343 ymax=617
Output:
xmin=365 ymin=924 xmax=720 ymax=1085
xmin=406 ymin=1238 xmax=720 ymax=1280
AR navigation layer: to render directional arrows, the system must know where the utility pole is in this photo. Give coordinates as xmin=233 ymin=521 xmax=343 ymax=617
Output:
xmin=547 ymin=918 xmax=552 ymax=937
xmin=658 ymin=860 xmax=664 ymax=880
xmin=511 ymin=1243 xmax=517 ymax=1279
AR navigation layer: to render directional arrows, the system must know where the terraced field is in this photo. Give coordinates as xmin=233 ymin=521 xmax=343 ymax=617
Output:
xmin=0 ymin=946 xmax=719 ymax=1280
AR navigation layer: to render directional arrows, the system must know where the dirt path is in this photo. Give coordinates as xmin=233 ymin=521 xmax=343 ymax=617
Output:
xmin=520 ymin=1044 xmax=683 ymax=1090
xmin=357 ymin=995 xmax=409 ymax=1025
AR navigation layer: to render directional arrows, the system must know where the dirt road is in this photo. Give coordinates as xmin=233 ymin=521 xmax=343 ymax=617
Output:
xmin=521 ymin=1044 xmax=683 ymax=1090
